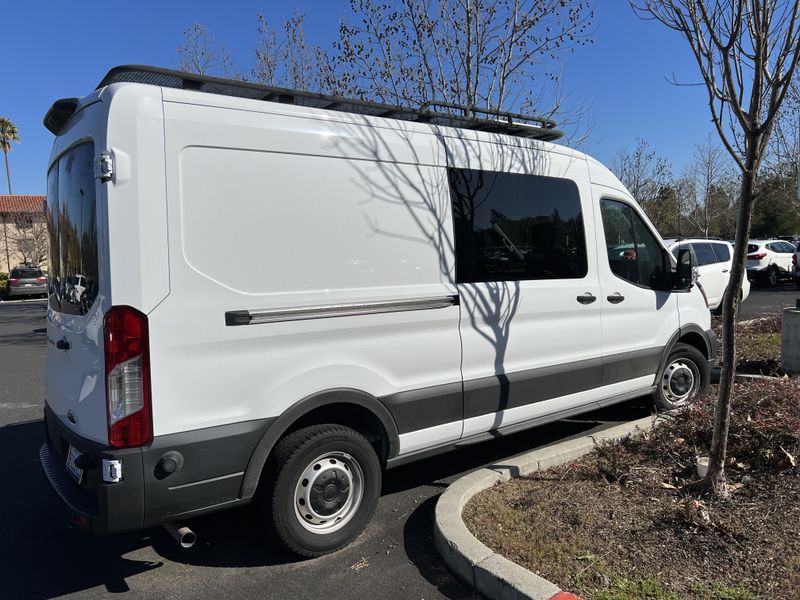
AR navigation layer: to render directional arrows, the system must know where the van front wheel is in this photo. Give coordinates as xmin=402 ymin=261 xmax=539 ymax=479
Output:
xmin=260 ymin=424 xmax=381 ymax=557
xmin=653 ymin=343 xmax=709 ymax=411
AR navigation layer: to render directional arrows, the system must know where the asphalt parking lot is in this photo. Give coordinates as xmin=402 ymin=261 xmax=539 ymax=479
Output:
xmin=0 ymin=286 xmax=793 ymax=599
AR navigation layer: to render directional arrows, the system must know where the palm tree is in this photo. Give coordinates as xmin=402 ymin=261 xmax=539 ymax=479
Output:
xmin=0 ymin=116 xmax=20 ymax=194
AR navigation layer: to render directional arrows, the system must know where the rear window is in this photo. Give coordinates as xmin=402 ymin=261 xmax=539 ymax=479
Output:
xmin=11 ymin=268 xmax=44 ymax=279
xmin=46 ymin=142 xmax=99 ymax=315
xmin=690 ymin=242 xmax=719 ymax=266
xmin=711 ymin=243 xmax=731 ymax=262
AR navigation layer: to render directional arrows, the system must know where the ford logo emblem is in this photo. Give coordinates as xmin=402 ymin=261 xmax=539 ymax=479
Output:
xmin=67 ymin=410 xmax=77 ymax=424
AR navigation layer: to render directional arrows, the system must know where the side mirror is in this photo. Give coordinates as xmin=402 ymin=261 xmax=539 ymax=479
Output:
xmin=673 ymin=247 xmax=694 ymax=291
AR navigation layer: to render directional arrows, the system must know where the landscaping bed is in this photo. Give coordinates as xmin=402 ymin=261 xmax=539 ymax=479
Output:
xmin=714 ymin=314 xmax=784 ymax=376
xmin=463 ymin=377 xmax=800 ymax=599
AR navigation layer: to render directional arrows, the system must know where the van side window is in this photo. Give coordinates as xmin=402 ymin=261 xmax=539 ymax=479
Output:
xmin=601 ymin=199 xmax=665 ymax=289
xmin=448 ymin=168 xmax=588 ymax=283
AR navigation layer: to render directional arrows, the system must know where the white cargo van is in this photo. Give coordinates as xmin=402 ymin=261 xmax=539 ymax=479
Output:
xmin=40 ymin=66 xmax=715 ymax=557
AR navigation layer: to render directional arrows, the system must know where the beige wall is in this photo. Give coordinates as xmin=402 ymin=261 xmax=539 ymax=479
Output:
xmin=1 ymin=213 xmax=48 ymax=274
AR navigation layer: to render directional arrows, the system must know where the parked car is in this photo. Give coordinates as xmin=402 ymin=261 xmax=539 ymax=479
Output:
xmin=793 ymin=242 xmax=800 ymax=288
xmin=665 ymin=239 xmax=750 ymax=312
xmin=745 ymin=239 xmax=796 ymax=287
xmin=39 ymin=65 xmax=716 ymax=558
xmin=6 ymin=266 xmax=47 ymax=298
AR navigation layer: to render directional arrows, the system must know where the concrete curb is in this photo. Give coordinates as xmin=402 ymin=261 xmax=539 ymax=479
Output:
xmin=434 ymin=415 xmax=655 ymax=600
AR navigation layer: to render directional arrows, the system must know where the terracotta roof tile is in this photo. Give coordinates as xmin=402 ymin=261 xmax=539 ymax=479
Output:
xmin=0 ymin=195 xmax=47 ymax=214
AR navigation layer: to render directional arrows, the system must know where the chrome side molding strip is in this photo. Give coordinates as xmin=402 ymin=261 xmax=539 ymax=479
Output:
xmin=225 ymin=295 xmax=459 ymax=326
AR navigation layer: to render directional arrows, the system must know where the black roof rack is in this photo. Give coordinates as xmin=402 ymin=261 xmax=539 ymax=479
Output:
xmin=97 ymin=65 xmax=563 ymax=142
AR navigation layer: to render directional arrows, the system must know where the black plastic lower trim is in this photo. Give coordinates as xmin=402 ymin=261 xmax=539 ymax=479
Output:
xmin=380 ymin=382 xmax=462 ymax=434
xmin=42 ymin=405 xmax=273 ymax=534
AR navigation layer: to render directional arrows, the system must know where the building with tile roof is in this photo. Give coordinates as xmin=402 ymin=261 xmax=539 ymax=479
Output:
xmin=0 ymin=195 xmax=47 ymax=273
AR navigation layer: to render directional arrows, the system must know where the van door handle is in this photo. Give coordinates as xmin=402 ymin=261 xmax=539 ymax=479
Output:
xmin=576 ymin=293 xmax=596 ymax=305
xmin=607 ymin=293 xmax=625 ymax=304
xmin=56 ymin=339 xmax=70 ymax=351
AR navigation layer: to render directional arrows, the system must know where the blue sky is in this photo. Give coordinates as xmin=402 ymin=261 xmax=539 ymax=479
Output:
xmin=1 ymin=1 xmax=715 ymax=195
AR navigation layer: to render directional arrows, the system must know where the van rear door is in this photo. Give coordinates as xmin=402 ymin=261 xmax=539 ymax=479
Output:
xmin=44 ymin=141 xmax=108 ymax=443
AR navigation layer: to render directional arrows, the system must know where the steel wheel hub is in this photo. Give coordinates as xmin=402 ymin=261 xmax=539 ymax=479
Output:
xmin=294 ymin=452 xmax=364 ymax=534
xmin=662 ymin=360 xmax=697 ymax=404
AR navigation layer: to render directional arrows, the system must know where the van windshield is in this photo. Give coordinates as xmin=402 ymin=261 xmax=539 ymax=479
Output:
xmin=46 ymin=142 xmax=99 ymax=315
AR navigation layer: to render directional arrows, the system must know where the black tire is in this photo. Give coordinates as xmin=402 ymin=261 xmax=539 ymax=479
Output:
xmin=653 ymin=342 xmax=710 ymax=411
xmin=766 ymin=265 xmax=779 ymax=287
xmin=795 ymin=277 xmax=800 ymax=289
xmin=258 ymin=424 xmax=381 ymax=558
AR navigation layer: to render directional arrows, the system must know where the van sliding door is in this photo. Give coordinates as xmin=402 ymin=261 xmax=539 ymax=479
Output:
xmin=450 ymin=155 xmax=604 ymax=438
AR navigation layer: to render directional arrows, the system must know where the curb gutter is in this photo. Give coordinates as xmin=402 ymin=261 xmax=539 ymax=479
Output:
xmin=434 ymin=415 xmax=655 ymax=600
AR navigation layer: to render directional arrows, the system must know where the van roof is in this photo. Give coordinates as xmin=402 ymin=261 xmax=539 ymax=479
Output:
xmin=96 ymin=65 xmax=564 ymax=142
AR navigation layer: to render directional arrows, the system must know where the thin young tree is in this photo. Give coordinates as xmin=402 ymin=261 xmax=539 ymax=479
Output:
xmin=612 ymin=138 xmax=676 ymax=232
xmin=177 ymin=21 xmax=236 ymax=78
xmin=252 ymin=12 xmax=344 ymax=94
xmin=632 ymin=0 xmax=800 ymax=496
xmin=681 ymin=135 xmax=736 ymax=237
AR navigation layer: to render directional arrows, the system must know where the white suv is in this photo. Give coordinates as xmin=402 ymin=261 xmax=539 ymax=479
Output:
xmin=746 ymin=239 xmax=796 ymax=287
xmin=666 ymin=239 xmax=750 ymax=312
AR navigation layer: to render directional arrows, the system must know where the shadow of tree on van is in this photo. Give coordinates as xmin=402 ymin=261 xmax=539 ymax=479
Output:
xmin=329 ymin=115 xmax=590 ymax=428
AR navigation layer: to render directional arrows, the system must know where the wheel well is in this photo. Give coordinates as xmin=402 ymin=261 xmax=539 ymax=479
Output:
xmin=283 ymin=403 xmax=391 ymax=464
xmin=677 ymin=331 xmax=709 ymax=359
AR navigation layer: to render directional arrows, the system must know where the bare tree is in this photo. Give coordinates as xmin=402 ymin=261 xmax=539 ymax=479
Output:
xmin=178 ymin=21 xmax=237 ymax=78
xmin=334 ymin=0 xmax=594 ymax=142
xmin=766 ymin=79 xmax=800 ymax=173
xmin=9 ymin=220 xmax=48 ymax=267
xmin=253 ymin=12 xmax=344 ymax=94
xmin=680 ymin=135 xmax=737 ymax=237
xmin=612 ymin=138 xmax=676 ymax=232
xmin=632 ymin=0 xmax=800 ymax=496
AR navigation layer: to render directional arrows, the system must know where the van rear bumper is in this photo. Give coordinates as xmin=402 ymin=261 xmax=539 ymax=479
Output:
xmin=41 ymin=405 xmax=273 ymax=534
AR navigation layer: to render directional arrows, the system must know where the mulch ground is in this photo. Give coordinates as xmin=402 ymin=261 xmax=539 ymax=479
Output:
xmin=716 ymin=314 xmax=784 ymax=376
xmin=464 ymin=374 xmax=800 ymax=599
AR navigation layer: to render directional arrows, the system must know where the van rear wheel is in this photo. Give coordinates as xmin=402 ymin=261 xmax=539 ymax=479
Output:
xmin=259 ymin=424 xmax=381 ymax=557
xmin=653 ymin=343 xmax=709 ymax=411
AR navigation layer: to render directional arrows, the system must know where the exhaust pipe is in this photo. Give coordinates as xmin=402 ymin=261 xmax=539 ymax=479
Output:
xmin=163 ymin=522 xmax=196 ymax=548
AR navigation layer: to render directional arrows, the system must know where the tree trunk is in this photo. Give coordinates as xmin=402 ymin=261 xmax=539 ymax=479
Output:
xmin=3 ymin=148 xmax=11 ymax=194
xmin=705 ymin=137 xmax=760 ymax=496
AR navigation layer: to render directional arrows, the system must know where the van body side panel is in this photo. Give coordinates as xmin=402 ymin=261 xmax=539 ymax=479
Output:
xmin=152 ymin=100 xmax=463 ymax=441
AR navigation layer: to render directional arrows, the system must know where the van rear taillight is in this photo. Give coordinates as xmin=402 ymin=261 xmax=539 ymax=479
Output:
xmin=104 ymin=306 xmax=152 ymax=448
